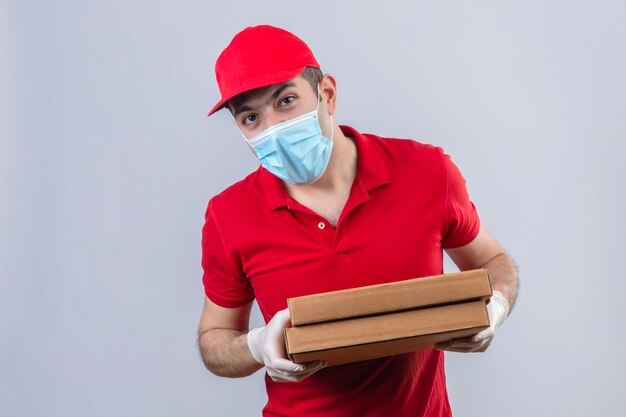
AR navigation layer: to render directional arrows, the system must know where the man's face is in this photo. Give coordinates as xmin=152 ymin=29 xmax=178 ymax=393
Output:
xmin=228 ymin=75 xmax=321 ymax=141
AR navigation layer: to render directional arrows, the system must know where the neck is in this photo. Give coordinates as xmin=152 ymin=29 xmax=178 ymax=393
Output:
xmin=284 ymin=124 xmax=357 ymax=195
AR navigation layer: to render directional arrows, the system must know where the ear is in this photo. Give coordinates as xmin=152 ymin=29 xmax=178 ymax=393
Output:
xmin=320 ymin=74 xmax=338 ymax=115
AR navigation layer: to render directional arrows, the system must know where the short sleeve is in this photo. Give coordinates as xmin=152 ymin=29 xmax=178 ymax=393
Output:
xmin=438 ymin=148 xmax=481 ymax=249
xmin=201 ymin=200 xmax=255 ymax=308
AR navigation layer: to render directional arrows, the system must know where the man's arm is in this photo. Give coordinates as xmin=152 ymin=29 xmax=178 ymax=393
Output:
xmin=445 ymin=223 xmax=519 ymax=311
xmin=438 ymin=223 xmax=519 ymax=352
xmin=197 ymin=296 xmax=326 ymax=380
xmin=197 ymin=296 xmax=263 ymax=377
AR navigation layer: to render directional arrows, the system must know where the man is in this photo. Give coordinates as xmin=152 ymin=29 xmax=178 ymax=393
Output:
xmin=198 ymin=25 xmax=519 ymax=417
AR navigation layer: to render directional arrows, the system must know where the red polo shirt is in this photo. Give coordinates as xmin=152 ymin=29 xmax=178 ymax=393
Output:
xmin=201 ymin=125 xmax=481 ymax=417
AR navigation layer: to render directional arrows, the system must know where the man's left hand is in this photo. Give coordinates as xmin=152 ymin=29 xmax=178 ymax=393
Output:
xmin=436 ymin=290 xmax=510 ymax=353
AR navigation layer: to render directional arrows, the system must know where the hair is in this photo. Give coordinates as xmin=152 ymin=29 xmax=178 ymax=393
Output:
xmin=300 ymin=66 xmax=324 ymax=98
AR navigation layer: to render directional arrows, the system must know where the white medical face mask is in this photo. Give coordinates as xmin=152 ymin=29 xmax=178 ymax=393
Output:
xmin=243 ymin=85 xmax=334 ymax=184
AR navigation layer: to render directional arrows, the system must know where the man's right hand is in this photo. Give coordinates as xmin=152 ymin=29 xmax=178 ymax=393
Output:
xmin=247 ymin=307 xmax=326 ymax=382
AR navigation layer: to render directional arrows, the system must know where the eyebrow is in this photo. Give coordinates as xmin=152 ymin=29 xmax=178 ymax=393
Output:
xmin=233 ymin=82 xmax=296 ymax=118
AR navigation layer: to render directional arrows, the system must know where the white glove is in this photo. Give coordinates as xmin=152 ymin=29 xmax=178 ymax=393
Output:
xmin=436 ymin=290 xmax=510 ymax=353
xmin=247 ymin=307 xmax=326 ymax=382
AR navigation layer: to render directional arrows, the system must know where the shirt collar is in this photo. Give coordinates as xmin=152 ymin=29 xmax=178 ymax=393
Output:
xmin=258 ymin=124 xmax=391 ymax=210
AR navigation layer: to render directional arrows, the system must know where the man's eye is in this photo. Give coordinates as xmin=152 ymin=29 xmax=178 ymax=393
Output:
xmin=242 ymin=114 xmax=257 ymax=125
xmin=280 ymin=96 xmax=295 ymax=106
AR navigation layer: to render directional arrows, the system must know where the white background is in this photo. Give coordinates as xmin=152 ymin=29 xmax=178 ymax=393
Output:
xmin=2 ymin=1 xmax=625 ymax=416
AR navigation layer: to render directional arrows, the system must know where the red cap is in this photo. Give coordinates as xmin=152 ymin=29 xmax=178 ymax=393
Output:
xmin=207 ymin=25 xmax=321 ymax=116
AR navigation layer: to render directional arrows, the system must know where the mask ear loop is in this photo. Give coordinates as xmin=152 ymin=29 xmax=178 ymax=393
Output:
xmin=316 ymin=82 xmax=334 ymax=141
xmin=315 ymin=82 xmax=321 ymax=112
xmin=329 ymin=114 xmax=334 ymax=141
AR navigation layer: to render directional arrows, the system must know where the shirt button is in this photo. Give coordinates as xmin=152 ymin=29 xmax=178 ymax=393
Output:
xmin=317 ymin=221 xmax=326 ymax=230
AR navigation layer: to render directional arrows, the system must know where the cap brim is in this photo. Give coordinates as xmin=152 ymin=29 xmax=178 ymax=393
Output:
xmin=207 ymin=65 xmax=307 ymax=117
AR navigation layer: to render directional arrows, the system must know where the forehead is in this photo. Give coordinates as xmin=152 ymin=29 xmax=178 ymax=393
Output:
xmin=228 ymin=76 xmax=310 ymax=113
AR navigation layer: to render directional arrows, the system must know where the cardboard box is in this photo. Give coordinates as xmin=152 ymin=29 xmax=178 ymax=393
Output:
xmin=284 ymin=269 xmax=493 ymax=367
xmin=285 ymin=301 xmax=490 ymax=366
xmin=288 ymin=269 xmax=492 ymax=326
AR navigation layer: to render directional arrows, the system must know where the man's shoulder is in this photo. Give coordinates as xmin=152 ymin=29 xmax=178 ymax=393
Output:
xmin=361 ymin=130 xmax=445 ymax=165
xmin=204 ymin=168 xmax=262 ymax=216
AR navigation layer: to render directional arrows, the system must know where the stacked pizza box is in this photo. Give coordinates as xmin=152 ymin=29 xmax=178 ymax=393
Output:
xmin=284 ymin=269 xmax=493 ymax=367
